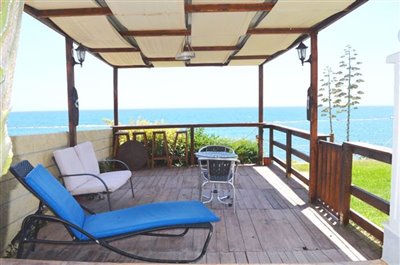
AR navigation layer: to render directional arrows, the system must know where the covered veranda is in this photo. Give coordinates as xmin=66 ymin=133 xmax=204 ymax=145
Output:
xmin=2 ymin=0 xmax=399 ymax=264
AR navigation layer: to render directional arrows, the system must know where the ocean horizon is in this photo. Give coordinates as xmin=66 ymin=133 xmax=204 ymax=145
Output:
xmin=8 ymin=106 xmax=394 ymax=153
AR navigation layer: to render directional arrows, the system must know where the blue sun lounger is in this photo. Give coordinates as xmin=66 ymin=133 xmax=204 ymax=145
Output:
xmin=10 ymin=160 xmax=219 ymax=263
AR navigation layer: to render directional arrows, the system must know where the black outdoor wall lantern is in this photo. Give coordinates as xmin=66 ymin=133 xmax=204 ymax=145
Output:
xmin=73 ymin=44 xmax=86 ymax=67
xmin=296 ymin=41 xmax=311 ymax=65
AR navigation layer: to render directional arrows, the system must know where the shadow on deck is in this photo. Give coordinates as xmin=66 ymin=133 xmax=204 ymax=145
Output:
xmin=5 ymin=164 xmax=383 ymax=264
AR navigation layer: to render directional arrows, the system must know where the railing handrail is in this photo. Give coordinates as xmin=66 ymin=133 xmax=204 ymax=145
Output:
xmin=343 ymin=141 xmax=392 ymax=164
xmin=264 ymin=123 xmax=330 ymax=140
xmin=113 ymin=122 xmax=265 ymax=131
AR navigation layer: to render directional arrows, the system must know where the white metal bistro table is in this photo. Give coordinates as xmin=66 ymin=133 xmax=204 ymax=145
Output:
xmin=195 ymin=151 xmax=238 ymax=159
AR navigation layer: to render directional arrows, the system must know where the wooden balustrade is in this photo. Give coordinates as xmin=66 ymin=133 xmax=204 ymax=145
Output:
xmin=113 ymin=122 xmax=264 ymax=165
xmin=340 ymin=142 xmax=391 ymax=241
xmin=265 ymin=124 xmax=330 ymax=185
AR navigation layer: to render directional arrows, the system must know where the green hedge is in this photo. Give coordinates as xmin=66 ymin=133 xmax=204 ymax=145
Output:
xmin=107 ymin=118 xmax=259 ymax=165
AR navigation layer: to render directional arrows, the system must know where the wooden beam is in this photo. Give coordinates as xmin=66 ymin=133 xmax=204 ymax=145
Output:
xmin=192 ymin=46 xmax=237 ymax=51
xmin=248 ymin=28 xmax=311 ymax=34
xmin=186 ymin=63 xmax=225 ymax=67
xmin=148 ymin=57 xmax=177 ymax=62
xmin=36 ymin=7 xmax=112 ymax=18
xmin=309 ymin=32 xmax=319 ymax=203
xmin=65 ymin=37 xmax=77 ymax=147
xmin=120 ymin=29 xmax=189 ymax=37
xmin=90 ymin=48 xmax=139 ymax=53
xmin=232 ymin=55 xmax=271 ymax=60
xmin=186 ymin=3 xmax=274 ymax=13
xmin=113 ymin=68 xmax=119 ymax=126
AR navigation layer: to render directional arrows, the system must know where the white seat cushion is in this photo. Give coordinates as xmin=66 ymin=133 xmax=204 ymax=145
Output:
xmin=71 ymin=170 xmax=132 ymax=195
xmin=53 ymin=147 xmax=90 ymax=191
xmin=74 ymin=141 xmax=100 ymax=175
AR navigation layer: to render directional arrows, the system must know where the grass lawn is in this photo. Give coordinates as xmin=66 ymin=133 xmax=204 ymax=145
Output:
xmin=351 ymin=159 xmax=391 ymax=228
xmin=293 ymin=159 xmax=391 ymax=228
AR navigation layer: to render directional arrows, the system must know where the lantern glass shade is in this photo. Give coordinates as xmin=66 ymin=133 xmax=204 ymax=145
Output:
xmin=296 ymin=42 xmax=308 ymax=63
xmin=75 ymin=45 xmax=86 ymax=64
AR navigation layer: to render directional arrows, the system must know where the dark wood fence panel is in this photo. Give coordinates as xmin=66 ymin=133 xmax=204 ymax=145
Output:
xmin=317 ymin=141 xmax=343 ymax=215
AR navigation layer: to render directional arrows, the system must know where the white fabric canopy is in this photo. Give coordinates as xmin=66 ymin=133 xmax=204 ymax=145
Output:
xmin=24 ymin=0 xmax=360 ymax=67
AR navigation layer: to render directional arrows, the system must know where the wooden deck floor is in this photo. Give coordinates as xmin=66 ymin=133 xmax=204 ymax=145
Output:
xmin=15 ymin=164 xmax=382 ymax=264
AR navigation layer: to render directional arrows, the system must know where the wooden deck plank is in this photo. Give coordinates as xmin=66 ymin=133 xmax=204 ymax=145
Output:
xmin=233 ymin=251 xmax=248 ymax=263
xmin=220 ymin=252 xmax=235 ymax=263
xmin=245 ymin=251 xmax=259 ymax=263
xmin=236 ymin=209 xmax=262 ymax=251
xmin=224 ymin=210 xmax=246 ymax=252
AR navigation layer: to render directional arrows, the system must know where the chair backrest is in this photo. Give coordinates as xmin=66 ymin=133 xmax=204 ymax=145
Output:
xmin=199 ymin=145 xmax=235 ymax=153
xmin=74 ymin=141 xmax=100 ymax=175
xmin=10 ymin=161 xmax=85 ymax=238
xmin=205 ymin=159 xmax=236 ymax=182
xmin=53 ymin=147 xmax=90 ymax=191
xmin=53 ymin=142 xmax=100 ymax=191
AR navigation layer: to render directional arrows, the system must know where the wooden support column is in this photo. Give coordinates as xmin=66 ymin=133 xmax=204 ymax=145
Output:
xmin=113 ymin=67 xmax=119 ymax=125
xmin=65 ymin=37 xmax=77 ymax=147
xmin=258 ymin=65 xmax=264 ymax=165
xmin=308 ymin=32 xmax=319 ymax=202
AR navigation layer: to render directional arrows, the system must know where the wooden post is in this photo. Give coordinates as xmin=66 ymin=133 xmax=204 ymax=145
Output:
xmin=340 ymin=143 xmax=353 ymax=225
xmin=258 ymin=65 xmax=264 ymax=165
xmin=113 ymin=67 xmax=119 ymax=126
xmin=286 ymin=131 xmax=292 ymax=177
xmin=65 ymin=37 xmax=77 ymax=147
xmin=190 ymin=127 xmax=195 ymax=165
xmin=308 ymin=32 xmax=318 ymax=202
xmin=269 ymin=126 xmax=274 ymax=161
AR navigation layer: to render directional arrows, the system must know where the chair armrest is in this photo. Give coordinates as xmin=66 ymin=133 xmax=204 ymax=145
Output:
xmin=99 ymin=159 xmax=131 ymax=172
xmin=61 ymin=173 xmax=110 ymax=194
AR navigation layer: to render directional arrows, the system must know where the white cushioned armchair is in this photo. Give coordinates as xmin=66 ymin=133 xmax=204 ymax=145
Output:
xmin=53 ymin=141 xmax=134 ymax=210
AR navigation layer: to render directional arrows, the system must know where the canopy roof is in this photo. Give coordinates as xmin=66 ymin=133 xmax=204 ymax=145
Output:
xmin=25 ymin=0 xmax=366 ymax=68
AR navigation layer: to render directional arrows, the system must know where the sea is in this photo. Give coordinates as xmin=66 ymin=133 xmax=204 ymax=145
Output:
xmin=7 ymin=106 xmax=394 ymax=158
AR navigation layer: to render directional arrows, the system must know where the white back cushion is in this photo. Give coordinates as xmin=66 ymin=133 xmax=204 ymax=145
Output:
xmin=74 ymin=141 xmax=100 ymax=175
xmin=53 ymin=147 xmax=89 ymax=191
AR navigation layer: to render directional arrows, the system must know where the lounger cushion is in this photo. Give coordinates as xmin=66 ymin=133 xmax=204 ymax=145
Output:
xmin=82 ymin=201 xmax=220 ymax=240
xmin=53 ymin=147 xmax=90 ymax=191
xmin=74 ymin=142 xmax=100 ymax=175
xmin=25 ymin=165 xmax=85 ymax=237
xmin=71 ymin=170 xmax=132 ymax=195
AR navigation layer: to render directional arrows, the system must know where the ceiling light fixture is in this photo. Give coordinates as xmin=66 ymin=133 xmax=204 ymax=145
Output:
xmin=175 ymin=36 xmax=195 ymax=61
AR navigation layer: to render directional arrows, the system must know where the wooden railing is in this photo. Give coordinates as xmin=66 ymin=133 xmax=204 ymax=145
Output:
xmin=317 ymin=140 xmax=391 ymax=242
xmin=340 ymin=142 xmax=391 ymax=241
xmin=113 ymin=122 xmax=264 ymax=164
xmin=265 ymin=124 xmax=330 ymax=185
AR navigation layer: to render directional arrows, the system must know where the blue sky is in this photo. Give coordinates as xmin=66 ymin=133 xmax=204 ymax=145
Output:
xmin=11 ymin=0 xmax=400 ymax=111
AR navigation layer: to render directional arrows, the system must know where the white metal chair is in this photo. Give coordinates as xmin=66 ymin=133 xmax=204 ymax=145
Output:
xmin=198 ymin=145 xmax=235 ymax=153
xmin=198 ymin=157 xmax=238 ymax=212
xmin=53 ymin=141 xmax=134 ymax=210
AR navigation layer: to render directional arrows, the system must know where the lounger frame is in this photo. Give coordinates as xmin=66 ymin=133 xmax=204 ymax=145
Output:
xmin=10 ymin=160 xmax=214 ymax=263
